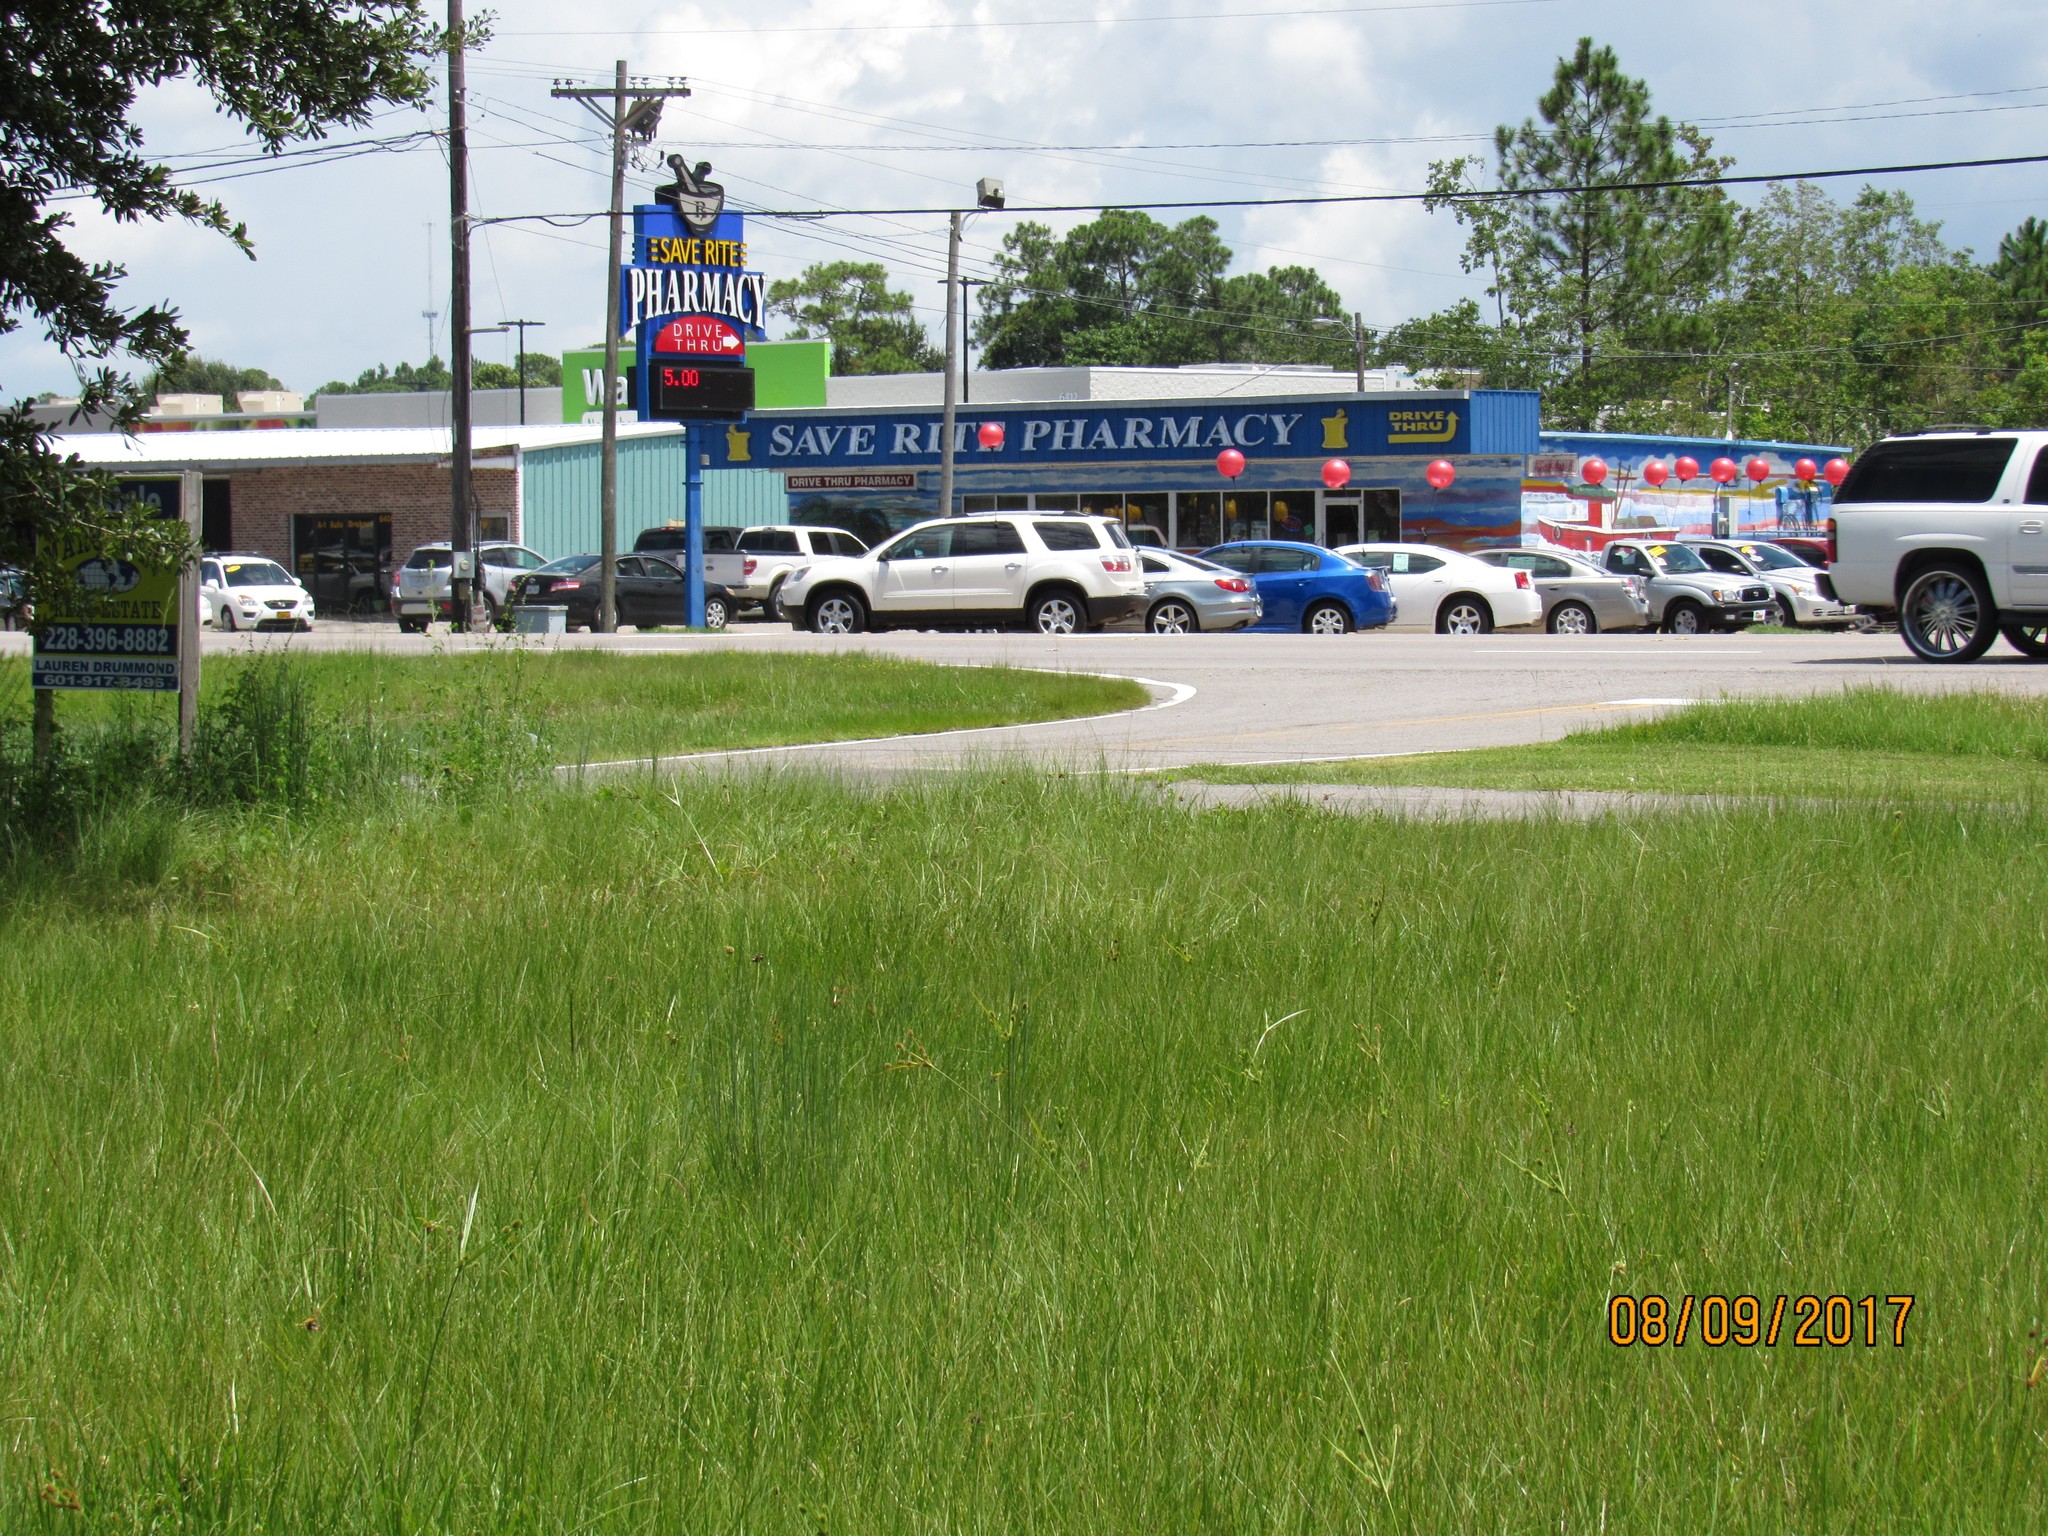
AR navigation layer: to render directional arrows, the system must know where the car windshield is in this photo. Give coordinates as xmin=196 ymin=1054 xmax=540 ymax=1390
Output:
xmin=1645 ymin=543 xmax=1709 ymax=574
xmin=222 ymin=560 xmax=294 ymax=588
xmin=535 ymin=554 xmax=598 ymax=575
xmin=1162 ymin=551 xmax=1229 ymax=573
xmin=404 ymin=548 xmax=451 ymax=569
xmin=1737 ymin=542 xmax=1805 ymax=570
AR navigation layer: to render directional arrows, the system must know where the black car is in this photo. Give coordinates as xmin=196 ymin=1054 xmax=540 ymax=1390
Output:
xmin=512 ymin=553 xmax=730 ymax=630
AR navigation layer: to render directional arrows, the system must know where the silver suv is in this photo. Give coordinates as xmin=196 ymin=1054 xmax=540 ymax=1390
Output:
xmin=779 ymin=513 xmax=1147 ymax=635
xmin=391 ymin=541 xmax=547 ymax=632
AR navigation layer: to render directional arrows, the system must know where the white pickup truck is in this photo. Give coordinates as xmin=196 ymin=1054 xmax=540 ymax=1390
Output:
xmin=632 ymin=523 xmax=867 ymax=616
xmin=1825 ymin=428 xmax=2048 ymax=662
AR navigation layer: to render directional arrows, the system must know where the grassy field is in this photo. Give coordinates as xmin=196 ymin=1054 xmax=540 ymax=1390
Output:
xmin=3 ymin=750 xmax=2045 ymax=1529
xmin=0 ymin=649 xmax=1148 ymax=768
xmin=1167 ymin=686 xmax=2048 ymax=803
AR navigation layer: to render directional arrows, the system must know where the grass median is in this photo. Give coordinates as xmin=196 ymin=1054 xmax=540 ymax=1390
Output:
xmin=2 ymin=757 xmax=2044 ymax=1529
xmin=0 ymin=648 xmax=1148 ymax=770
xmin=1164 ymin=685 xmax=2048 ymax=804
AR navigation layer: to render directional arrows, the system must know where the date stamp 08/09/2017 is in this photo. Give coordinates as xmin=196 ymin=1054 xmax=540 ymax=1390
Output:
xmin=1608 ymin=1294 xmax=1915 ymax=1349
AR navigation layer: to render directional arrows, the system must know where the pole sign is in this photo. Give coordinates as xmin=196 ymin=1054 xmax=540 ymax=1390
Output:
xmin=625 ymin=156 xmax=761 ymax=422
xmin=32 ymin=533 xmax=182 ymax=692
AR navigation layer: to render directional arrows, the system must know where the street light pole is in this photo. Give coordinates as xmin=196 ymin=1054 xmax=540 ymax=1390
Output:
xmin=937 ymin=180 xmax=1003 ymax=521
xmin=500 ymin=317 xmax=544 ymax=425
xmin=1351 ymin=309 xmax=1366 ymax=394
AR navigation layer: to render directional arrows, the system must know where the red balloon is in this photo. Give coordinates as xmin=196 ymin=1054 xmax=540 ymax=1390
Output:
xmin=1581 ymin=457 xmax=1609 ymax=486
xmin=1641 ymin=460 xmax=1669 ymax=488
xmin=1793 ymin=457 xmax=1818 ymax=483
xmin=1745 ymin=456 xmax=1772 ymax=484
xmin=1424 ymin=458 xmax=1456 ymax=491
xmin=1216 ymin=448 xmax=1246 ymax=479
xmin=1321 ymin=458 xmax=1351 ymax=490
xmin=977 ymin=421 xmax=1005 ymax=449
xmin=1709 ymin=457 xmax=1739 ymax=485
xmin=1823 ymin=457 xmax=1851 ymax=487
xmin=1674 ymin=456 xmax=1700 ymax=483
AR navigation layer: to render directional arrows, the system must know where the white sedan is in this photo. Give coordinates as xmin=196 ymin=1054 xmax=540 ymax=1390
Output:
xmin=1335 ymin=543 xmax=1543 ymax=634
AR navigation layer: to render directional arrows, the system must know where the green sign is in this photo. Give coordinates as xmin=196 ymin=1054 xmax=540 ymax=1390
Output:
xmin=31 ymin=532 xmax=182 ymax=692
xmin=562 ymin=340 xmax=828 ymax=422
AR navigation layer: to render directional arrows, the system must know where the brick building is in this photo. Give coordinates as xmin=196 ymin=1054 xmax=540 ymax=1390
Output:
xmin=63 ymin=424 xmax=785 ymax=613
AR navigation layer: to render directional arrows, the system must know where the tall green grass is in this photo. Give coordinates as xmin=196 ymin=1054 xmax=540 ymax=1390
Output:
xmin=2 ymin=772 xmax=2042 ymax=1530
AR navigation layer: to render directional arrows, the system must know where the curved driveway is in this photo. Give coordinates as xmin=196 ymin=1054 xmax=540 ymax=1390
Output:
xmin=12 ymin=625 xmax=2043 ymax=775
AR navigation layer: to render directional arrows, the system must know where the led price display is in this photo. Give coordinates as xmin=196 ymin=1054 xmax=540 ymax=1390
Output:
xmin=645 ymin=362 xmax=754 ymax=420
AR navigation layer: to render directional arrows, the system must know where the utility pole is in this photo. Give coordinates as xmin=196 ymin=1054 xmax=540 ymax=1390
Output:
xmin=500 ymin=318 xmax=545 ymax=424
xmin=552 ymin=69 xmax=690 ymax=633
xmin=938 ymin=210 xmax=961 ymax=519
xmin=1351 ymin=310 xmax=1366 ymax=394
xmin=447 ymin=0 xmax=477 ymax=632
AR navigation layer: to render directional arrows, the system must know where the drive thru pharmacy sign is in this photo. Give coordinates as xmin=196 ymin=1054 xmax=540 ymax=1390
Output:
xmin=31 ymin=532 xmax=182 ymax=692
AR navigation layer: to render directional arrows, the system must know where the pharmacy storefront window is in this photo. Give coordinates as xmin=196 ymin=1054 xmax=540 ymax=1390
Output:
xmin=1176 ymin=491 xmax=1221 ymax=549
xmin=1222 ymin=491 xmax=1268 ymax=542
xmin=1269 ymin=493 xmax=1311 ymax=542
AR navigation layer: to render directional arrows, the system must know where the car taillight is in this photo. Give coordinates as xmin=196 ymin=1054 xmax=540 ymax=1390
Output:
xmin=1824 ymin=517 xmax=1836 ymax=565
xmin=1100 ymin=554 xmax=1133 ymax=573
xmin=1513 ymin=569 xmax=1532 ymax=590
xmin=553 ymin=579 xmax=580 ymax=592
xmin=1213 ymin=576 xmax=1251 ymax=593
xmin=743 ymin=557 xmax=758 ymax=577
xmin=1365 ymin=568 xmax=1387 ymax=591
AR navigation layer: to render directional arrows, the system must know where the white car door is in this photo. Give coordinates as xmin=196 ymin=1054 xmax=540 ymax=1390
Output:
xmin=947 ymin=520 xmax=1030 ymax=614
xmin=870 ymin=523 xmax=955 ymax=618
xmin=1382 ymin=550 xmax=1449 ymax=626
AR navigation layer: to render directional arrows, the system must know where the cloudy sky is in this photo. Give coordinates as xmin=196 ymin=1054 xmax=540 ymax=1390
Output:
xmin=8 ymin=0 xmax=2046 ymax=398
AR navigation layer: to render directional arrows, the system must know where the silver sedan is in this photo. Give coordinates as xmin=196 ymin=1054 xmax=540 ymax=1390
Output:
xmin=1133 ymin=548 xmax=1263 ymax=633
xmin=1475 ymin=548 xmax=1652 ymax=634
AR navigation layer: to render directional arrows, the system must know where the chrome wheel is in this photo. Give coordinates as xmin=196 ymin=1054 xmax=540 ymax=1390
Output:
xmin=1663 ymin=602 xmax=1704 ymax=636
xmin=1438 ymin=599 xmax=1491 ymax=635
xmin=703 ymin=596 xmax=729 ymax=630
xmin=2002 ymin=622 xmax=2048 ymax=658
xmin=1032 ymin=594 xmax=1081 ymax=635
xmin=1901 ymin=566 xmax=1994 ymax=663
xmin=1548 ymin=601 xmax=1594 ymax=635
xmin=810 ymin=594 xmax=862 ymax=634
xmin=218 ymin=604 xmax=236 ymax=632
xmin=1305 ymin=603 xmax=1351 ymax=635
xmin=1149 ymin=600 xmax=1197 ymax=634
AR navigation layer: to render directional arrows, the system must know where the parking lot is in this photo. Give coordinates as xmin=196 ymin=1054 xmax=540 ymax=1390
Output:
xmin=18 ymin=622 xmax=2048 ymax=772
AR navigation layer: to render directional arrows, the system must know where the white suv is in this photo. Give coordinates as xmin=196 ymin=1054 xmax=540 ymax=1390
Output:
xmin=733 ymin=525 xmax=868 ymax=616
xmin=1826 ymin=429 xmax=2048 ymax=662
xmin=391 ymin=541 xmax=547 ymax=632
xmin=779 ymin=513 xmax=1147 ymax=634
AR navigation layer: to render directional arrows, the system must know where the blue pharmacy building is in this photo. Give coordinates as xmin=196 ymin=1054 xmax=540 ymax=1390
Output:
xmin=701 ymin=366 xmax=1845 ymax=556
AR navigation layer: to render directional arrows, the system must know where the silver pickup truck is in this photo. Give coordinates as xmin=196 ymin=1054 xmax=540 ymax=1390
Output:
xmin=1826 ymin=428 xmax=2048 ymax=662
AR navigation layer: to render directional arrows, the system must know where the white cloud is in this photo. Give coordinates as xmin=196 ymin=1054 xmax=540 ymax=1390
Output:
xmin=4 ymin=0 xmax=2045 ymax=396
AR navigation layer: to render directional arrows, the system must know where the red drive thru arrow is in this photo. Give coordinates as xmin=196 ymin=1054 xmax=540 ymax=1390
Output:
xmin=653 ymin=315 xmax=746 ymax=358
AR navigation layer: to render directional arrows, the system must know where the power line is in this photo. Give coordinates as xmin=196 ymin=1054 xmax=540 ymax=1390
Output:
xmin=495 ymin=0 xmax=1564 ymax=38
xmin=472 ymin=150 xmax=2048 ymax=226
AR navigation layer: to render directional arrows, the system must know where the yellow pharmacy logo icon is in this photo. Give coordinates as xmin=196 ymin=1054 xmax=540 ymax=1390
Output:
xmin=1320 ymin=408 xmax=1348 ymax=450
xmin=1389 ymin=409 xmax=1459 ymax=444
xmin=726 ymin=424 xmax=752 ymax=462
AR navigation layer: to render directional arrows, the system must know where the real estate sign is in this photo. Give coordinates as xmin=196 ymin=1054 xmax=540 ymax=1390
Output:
xmin=32 ymin=532 xmax=182 ymax=692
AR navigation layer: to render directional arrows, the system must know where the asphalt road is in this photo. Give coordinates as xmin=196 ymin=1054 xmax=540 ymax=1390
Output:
xmin=14 ymin=620 xmax=2048 ymax=773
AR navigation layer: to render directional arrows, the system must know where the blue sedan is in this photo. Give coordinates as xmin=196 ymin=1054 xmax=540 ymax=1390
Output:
xmin=1198 ymin=541 xmax=1395 ymax=633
